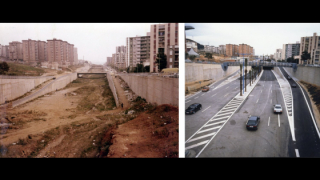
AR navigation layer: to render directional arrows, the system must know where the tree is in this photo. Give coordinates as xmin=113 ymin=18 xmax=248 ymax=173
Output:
xmin=189 ymin=55 xmax=196 ymax=61
xmin=156 ymin=52 xmax=167 ymax=71
xmin=145 ymin=65 xmax=150 ymax=72
xmin=0 ymin=62 xmax=10 ymax=75
xmin=301 ymin=50 xmax=311 ymax=64
xmin=126 ymin=66 xmax=130 ymax=73
xmin=185 ymin=52 xmax=189 ymax=59
xmin=135 ymin=63 xmax=145 ymax=73
xmin=205 ymin=53 xmax=212 ymax=60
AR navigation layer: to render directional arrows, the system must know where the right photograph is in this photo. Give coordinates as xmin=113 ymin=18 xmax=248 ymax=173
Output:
xmin=184 ymin=23 xmax=320 ymax=158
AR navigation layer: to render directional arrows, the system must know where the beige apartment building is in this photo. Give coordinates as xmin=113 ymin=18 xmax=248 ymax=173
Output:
xmin=22 ymin=39 xmax=39 ymax=65
xmin=226 ymin=44 xmax=239 ymax=57
xmin=106 ymin=57 xmax=112 ymax=66
xmin=74 ymin=47 xmax=78 ymax=65
xmin=150 ymin=23 xmax=179 ymax=72
xmin=115 ymin=46 xmax=126 ymax=70
xmin=126 ymin=33 xmax=151 ymax=68
xmin=238 ymin=44 xmax=254 ymax=60
xmin=166 ymin=45 xmax=179 ymax=68
xmin=299 ymin=32 xmax=320 ymax=64
xmin=47 ymin=38 xmax=75 ymax=69
xmin=9 ymin=41 xmax=23 ymax=61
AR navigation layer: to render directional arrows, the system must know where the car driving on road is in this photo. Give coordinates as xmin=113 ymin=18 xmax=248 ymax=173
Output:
xmin=202 ymin=86 xmax=209 ymax=92
xmin=287 ymin=76 xmax=292 ymax=80
xmin=273 ymin=104 xmax=282 ymax=114
xmin=246 ymin=116 xmax=260 ymax=130
xmin=291 ymin=83 xmax=297 ymax=88
xmin=185 ymin=103 xmax=202 ymax=115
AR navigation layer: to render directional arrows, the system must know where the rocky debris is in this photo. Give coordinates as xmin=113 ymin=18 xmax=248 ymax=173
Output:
xmin=127 ymin=110 xmax=135 ymax=115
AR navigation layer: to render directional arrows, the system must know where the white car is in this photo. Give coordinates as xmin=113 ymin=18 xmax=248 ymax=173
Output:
xmin=273 ymin=104 xmax=282 ymax=114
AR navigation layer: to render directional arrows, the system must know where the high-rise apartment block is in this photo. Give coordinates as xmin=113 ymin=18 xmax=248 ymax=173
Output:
xmin=126 ymin=33 xmax=151 ymax=68
xmin=282 ymin=42 xmax=300 ymax=62
xmin=299 ymin=32 xmax=320 ymax=64
xmin=274 ymin=48 xmax=282 ymax=61
xmin=46 ymin=38 xmax=75 ymax=69
xmin=9 ymin=41 xmax=23 ymax=61
xmin=150 ymin=23 xmax=179 ymax=72
xmin=115 ymin=46 xmax=126 ymax=70
xmin=226 ymin=44 xmax=239 ymax=57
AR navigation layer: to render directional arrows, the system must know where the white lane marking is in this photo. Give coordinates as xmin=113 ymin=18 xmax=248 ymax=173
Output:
xmin=261 ymin=90 xmax=262 ymax=93
xmin=256 ymin=99 xmax=259 ymax=103
xmin=186 ymin=133 xmax=216 ymax=143
xmin=278 ymin=114 xmax=280 ymax=127
xmin=194 ymin=96 xmax=199 ymax=99
xmin=202 ymin=106 xmax=211 ymax=112
xmin=197 ymin=126 xmax=221 ymax=134
xmin=210 ymin=116 xmax=230 ymax=121
xmin=219 ymin=108 xmax=236 ymax=113
xmin=295 ymin=149 xmax=300 ymax=157
xmin=204 ymin=121 xmax=226 ymax=127
xmin=185 ymin=141 xmax=209 ymax=150
xmin=211 ymin=93 xmax=217 ymax=97
xmin=214 ymin=112 xmax=233 ymax=117
xmin=268 ymin=117 xmax=270 ymax=126
xmin=226 ymin=86 xmax=229 ymax=89
xmin=224 ymin=93 xmax=229 ymax=97
xmin=201 ymin=94 xmax=205 ymax=96
xmin=185 ymin=100 xmax=191 ymax=103
xmin=271 ymin=90 xmax=272 ymax=93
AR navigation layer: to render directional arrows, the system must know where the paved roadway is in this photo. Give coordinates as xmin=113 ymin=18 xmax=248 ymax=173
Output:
xmin=185 ymin=69 xmax=256 ymax=156
xmin=279 ymin=67 xmax=320 ymax=157
xmin=196 ymin=69 xmax=292 ymax=157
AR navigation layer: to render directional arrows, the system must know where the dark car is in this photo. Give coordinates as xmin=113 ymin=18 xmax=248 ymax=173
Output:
xmin=291 ymin=83 xmax=297 ymax=88
xmin=202 ymin=86 xmax=209 ymax=92
xmin=246 ymin=116 xmax=260 ymax=130
xmin=287 ymin=76 xmax=292 ymax=80
xmin=185 ymin=103 xmax=202 ymax=115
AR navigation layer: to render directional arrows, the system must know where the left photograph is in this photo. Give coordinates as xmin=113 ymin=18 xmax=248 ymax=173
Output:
xmin=0 ymin=23 xmax=179 ymax=158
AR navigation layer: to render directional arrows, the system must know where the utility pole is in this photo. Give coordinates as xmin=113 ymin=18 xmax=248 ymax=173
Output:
xmin=245 ymin=58 xmax=247 ymax=92
xmin=240 ymin=63 xmax=242 ymax=96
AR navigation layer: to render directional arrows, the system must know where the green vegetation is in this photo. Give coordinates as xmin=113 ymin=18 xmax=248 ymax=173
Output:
xmin=5 ymin=62 xmax=45 ymax=76
xmin=0 ymin=62 xmax=9 ymax=75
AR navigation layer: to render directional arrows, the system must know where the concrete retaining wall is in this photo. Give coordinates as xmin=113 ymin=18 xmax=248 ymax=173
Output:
xmin=12 ymin=73 xmax=78 ymax=107
xmin=185 ymin=63 xmax=250 ymax=83
xmin=284 ymin=66 xmax=320 ymax=87
xmin=119 ymin=74 xmax=179 ymax=107
xmin=106 ymin=73 xmax=119 ymax=108
xmin=0 ymin=75 xmax=54 ymax=104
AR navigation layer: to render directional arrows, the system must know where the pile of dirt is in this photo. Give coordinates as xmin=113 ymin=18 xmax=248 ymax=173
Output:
xmin=98 ymin=104 xmax=179 ymax=158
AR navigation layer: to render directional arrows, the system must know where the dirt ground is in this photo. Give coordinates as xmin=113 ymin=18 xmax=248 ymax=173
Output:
xmin=0 ymin=66 xmax=178 ymax=158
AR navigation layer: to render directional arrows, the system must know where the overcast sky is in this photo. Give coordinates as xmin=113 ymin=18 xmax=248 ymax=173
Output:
xmin=0 ymin=23 xmax=158 ymax=65
xmin=185 ymin=23 xmax=320 ymax=56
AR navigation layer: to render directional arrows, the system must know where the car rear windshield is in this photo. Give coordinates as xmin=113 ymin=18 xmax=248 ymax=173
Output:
xmin=247 ymin=120 xmax=257 ymax=125
xmin=275 ymin=106 xmax=281 ymax=109
xmin=189 ymin=105 xmax=197 ymax=108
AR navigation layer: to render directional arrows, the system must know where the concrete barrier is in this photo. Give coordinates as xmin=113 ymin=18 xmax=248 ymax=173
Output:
xmin=12 ymin=73 xmax=78 ymax=107
xmin=0 ymin=75 xmax=54 ymax=104
xmin=284 ymin=66 xmax=320 ymax=87
xmin=106 ymin=73 xmax=119 ymax=108
xmin=185 ymin=63 xmax=250 ymax=83
xmin=119 ymin=74 xmax=178 ymax=107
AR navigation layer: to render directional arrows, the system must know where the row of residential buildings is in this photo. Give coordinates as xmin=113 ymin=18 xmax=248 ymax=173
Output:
xmin=0 ymin=38 xmax=79 ymax=69
xmin=186 ymin=38 xmax=255 ymax=59
xmin=274 ymin=32 xmax=320 ymax=65
xmin=106 ymin=23 xmax=179 ymax=72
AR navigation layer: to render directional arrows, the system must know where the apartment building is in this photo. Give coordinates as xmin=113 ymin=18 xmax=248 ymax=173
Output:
xmin=167 ymin=45 xmax=179 ymax=68
xmin=47 ymin=38 xmax=63 ymax=68
xmin=68 ymin=43 xmax=74 ymax=65
xmin=126 ymin=33 xmax=150 ymax=68
xmin=282 ymin=42 xmax=300 ymax=62
xmin=226 ymin=44 xmax=239 ymax=57
xmin=150 ymin=23 xmax=179 ymax=72
xmin=22 ymin=39 xmax=39 ymax=65
xmin=106 ymin=57 xmax=112 ymax=66
xmin=274 ymin=48 xmax=282 ymax=61
xmin=115 ymin=45 xmax=126 ymax=70
xmin=219 ymin=45 xmax=226 ymax=55
xmin=299 ymin=32 xmax=320 ymax=64
xmin=74 ymin=47 xmax=78 ymax=65
xmin=9 ymin=41 xmax=23 ymax=61
xmin=38 ymin=40 xmax=47 ymax=63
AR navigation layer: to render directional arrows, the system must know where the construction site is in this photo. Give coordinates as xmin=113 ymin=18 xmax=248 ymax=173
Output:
xmin=0 ymin=63 xmax=179 ymax=158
